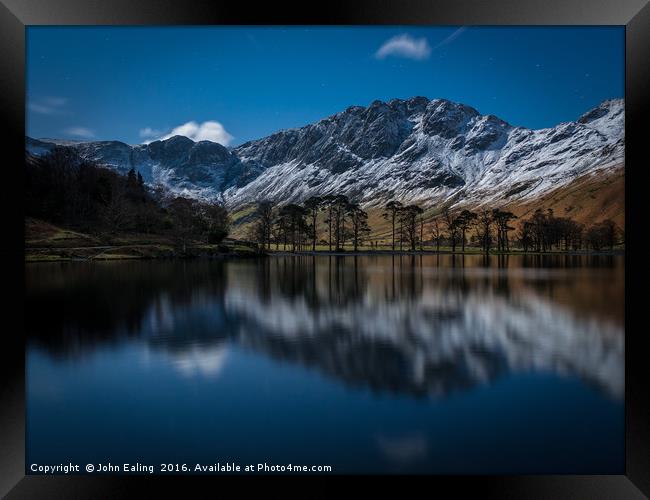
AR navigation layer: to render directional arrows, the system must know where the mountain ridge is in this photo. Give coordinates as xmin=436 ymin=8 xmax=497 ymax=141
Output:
xmin=26 ymin=96 xmax=624 ymax=214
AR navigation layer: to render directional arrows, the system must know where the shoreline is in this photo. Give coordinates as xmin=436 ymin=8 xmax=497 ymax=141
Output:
xmin=266 ymin=249 xmax=624 ymax=257
xmin=24 ymin=244 xmax=261 ymax=263
xmin=25 ymin=218 xmax=625 ymax=263
xmin=25 ymin=247 xmax=624 ymax=263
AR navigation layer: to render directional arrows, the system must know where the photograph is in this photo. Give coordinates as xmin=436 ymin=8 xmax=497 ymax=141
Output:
xmin=21 ymin=25 xmax=628 ymax=476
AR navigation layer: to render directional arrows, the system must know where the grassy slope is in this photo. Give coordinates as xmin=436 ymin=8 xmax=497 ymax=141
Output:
xmin=25 ymin=218 xmax=256 ymax=262
xmin=25 ymin=218 xmax=102 ymax=248
xmin=500 ymin=165 xmax=624 ymax=229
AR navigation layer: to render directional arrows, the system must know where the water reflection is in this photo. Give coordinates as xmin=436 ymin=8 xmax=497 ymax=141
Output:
xmin=27 ymin=255 xmax=624 ymax=400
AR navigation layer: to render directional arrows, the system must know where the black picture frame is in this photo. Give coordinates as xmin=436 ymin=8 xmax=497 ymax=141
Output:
xmin=1 ymin=0 xmax=647 ymax=497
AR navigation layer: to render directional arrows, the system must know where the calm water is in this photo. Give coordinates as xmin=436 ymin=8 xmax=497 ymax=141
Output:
xmin=26 ymin=255 xmax=624 ymax=474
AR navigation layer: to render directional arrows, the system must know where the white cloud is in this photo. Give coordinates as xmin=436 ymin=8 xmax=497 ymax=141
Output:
xmin=63 ymin=126 xmax=95 ymax=139
xmin=144 ymin=120 xmax=234 ymax=146
xmin=28 ymin=96 xmax=68 ymax=115
xmin=375 ymin=34 xmax=431 ymax=61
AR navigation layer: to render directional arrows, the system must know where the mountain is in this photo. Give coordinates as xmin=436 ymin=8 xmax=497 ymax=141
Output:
xmin=227 ymin=97 xmax=623 ymax=211
xmin=26 ymin=134 xmax=262 ymax=199
xmin=26 ymin=97 xmax=624 ymax=217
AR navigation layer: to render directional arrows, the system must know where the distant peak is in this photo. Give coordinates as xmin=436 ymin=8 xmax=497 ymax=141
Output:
xmin=601 ymin=97 xmax=624 ymax=106
xmin=344 ymin=105 xmax=365 ymax=114
xmin=163 ymin=135 xmax=195 ymax=144
xmin=387 ymin=96 xmax=429 ymax=105
xmin=577 ymin=98 xmax=624 ymax=124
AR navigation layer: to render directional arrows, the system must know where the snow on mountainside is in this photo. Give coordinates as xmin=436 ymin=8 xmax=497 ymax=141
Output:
xmin=26 ymin=135 xmax=263 ymax=200
xmin=26 ymin=97 xmax=624 ymax=210
xmin=226 ymin=97 xmax=624 ymax=210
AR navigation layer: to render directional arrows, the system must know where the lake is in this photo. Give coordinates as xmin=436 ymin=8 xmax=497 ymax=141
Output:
xmin=25 ymin=254 xmax=624 ymax=474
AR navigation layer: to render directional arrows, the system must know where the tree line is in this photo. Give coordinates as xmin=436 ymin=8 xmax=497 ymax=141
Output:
xmin=25 ymin=147 xmax=230 ymax=251
xmin=249 ymin=195 xmax=372 ymax=252
xmin=409 ymin=205 xmax=621 ymax=253
xmin=515 ymin=208 xmax=620 ymax=252
xmin=250 ymin=196 xmax=622 ymax=253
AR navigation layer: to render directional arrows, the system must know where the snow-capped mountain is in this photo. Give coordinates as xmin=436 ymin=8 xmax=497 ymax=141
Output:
xmin=26 ymin=134 xmax=262 ymax=199
xmin=26 ymin=97 xmax=624 ymax=210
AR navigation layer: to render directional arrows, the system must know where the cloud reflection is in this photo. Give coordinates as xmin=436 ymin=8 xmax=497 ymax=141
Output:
xmin=168 ymin=344 xmax=229 ymax=378
xmin=376 ymin=433 xmax=429 ymax=464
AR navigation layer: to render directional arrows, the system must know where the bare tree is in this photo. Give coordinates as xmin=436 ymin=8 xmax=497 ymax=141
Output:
xmin=429 ymin=217 xmax=442 ymax=252
xmin=476 ymin=210 xmax=493 ymax=254
xmin=383 ymin=200 xmax=403 ymax=251
xmin=456 ymin=209 xmax=477 ymax=252
xmin=250 ymin=201 xmax=274 ymax=251
xmin=492 ymin=209 xmax=517 ymax=252
xmin=517 ymin=220 xmax=534 ymax=252
xmin=400 ymin=205 xmax=423 ymax=251
xmin=278 ymin=204 xmax=309 ymax=252
xmin=331 ymin=195 xmax=350 ymax=251
xmin=348 ymin=202 xmax=371 ymax=252
xmin=443 ymin=209 xmax=460 ymax=253
xmin=304 ymin=196 xmax=322 ymax=251
xmin=321 ymin=195 xmax=336 ymax=251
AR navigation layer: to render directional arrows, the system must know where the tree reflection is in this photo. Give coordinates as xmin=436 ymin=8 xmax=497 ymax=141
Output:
xmin=26 ymin=255 xmax=624 ymax=400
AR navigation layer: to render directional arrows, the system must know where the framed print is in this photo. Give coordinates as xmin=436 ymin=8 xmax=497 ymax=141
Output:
xmin=1 ymin=0 xmax=648 ymax=497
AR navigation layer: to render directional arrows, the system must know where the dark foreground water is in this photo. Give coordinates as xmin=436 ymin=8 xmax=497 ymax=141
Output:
xmin=26 ymin=255 xmax=624 ymax=474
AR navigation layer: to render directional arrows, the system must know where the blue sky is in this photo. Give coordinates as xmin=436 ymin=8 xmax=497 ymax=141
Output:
xmin=26 ymin=26 xmax=624 ymax=146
